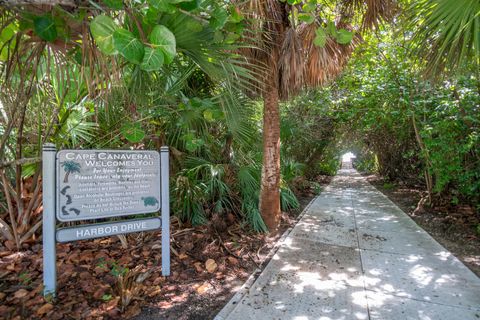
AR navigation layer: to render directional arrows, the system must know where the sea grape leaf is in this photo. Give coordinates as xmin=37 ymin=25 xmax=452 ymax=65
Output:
xmin=90 ymin=15 xmax=118 ymax=55
xmin=140 ymin=46 xmax=165 ymax=71
xmin=314 ymin=27 xmax=327 ymax=47
xmin=335 ymin=29 xmax=353 ymax=44
xmin=113 ymin=28 xmax=145 ymax=64
xmin=33 ymin=15 xmax=57 ymax=42
xmin=326 ymin=21 xmax=336 ymax=36
xmin=148 ymin=0 xmax=177 ymax=13
xmin=302 ymin=2 xmax=316 ymax=12
xmin=209 ymin=7 xmax=228 ymax=30
xmin=229 ymin=6 xmax=244 ymax=23
xmin=148 ymin=25 xmax=176 ymax=64
xmin=298 ymin=13 xmax=315 ymax=24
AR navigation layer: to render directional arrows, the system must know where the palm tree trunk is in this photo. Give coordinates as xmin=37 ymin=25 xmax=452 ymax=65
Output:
xmin=259 ymin=62 xmax=281 ymax=232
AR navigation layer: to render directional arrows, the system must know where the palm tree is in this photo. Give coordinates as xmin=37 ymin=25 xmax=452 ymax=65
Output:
xmin=61 ymin=160 xmax=81 ymax=183
xmin=239 ymin=0 xmax=396 ymax=231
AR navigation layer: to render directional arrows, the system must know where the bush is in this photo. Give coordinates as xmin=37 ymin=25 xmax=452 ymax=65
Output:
xmin=317 ymin=155 xmax=340 ymax=176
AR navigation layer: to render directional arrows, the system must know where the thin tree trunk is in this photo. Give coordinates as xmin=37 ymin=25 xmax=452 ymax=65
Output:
xmin=1 ymin=172 xmax=19 ymax=249
xmin=259 ymin=63 xmax=281 ymax=232
xmin=412 ymin=113 xmax=433 ymax=203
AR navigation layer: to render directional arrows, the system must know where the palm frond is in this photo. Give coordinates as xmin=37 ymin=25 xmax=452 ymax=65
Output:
xmin=301 ymin=23 xmax=356 ymax=88
xmin=407 ymin=0 xmax=480 ymax=76
xmin=279 ymin=28 xmax=304 ymax=100
xmin=237 ymin=164 xmax=267 ymax=232
xmin=280 ymin=186 xmax=299 ymax=211
xmin=341 ymin=0 xmax=397 ymax=30
xmin=234 ymin=0 xmax=287 ymax=97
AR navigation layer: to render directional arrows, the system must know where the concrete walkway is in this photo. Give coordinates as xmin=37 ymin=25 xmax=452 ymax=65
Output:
xmin=216 ymin=169 xmax=480 ymax=320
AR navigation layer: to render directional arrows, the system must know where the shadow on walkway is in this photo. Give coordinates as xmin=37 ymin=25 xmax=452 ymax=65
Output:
xmin=215 ymin=169 xmax=480 ymax=320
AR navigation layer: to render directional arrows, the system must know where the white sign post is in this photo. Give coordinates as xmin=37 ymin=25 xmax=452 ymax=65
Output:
xmin=42 ymin=144 xmax=170 ymax=297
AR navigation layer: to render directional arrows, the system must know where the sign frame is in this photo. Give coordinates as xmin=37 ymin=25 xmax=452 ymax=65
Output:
xmin=42 ymin=144 xmax=170 ymax=297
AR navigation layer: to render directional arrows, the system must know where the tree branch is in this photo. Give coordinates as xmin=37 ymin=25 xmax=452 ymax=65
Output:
xmin=0 ymin=157 xmax=41 ymax=169
xmin=0 ymin=0 xmax=76 ymax=6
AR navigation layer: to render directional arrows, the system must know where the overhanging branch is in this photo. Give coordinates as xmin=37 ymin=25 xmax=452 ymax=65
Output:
xmin=0 ymin=157 xmax=41 ymax=169
xmin=0 ymin=0 xmax=77 ymax=6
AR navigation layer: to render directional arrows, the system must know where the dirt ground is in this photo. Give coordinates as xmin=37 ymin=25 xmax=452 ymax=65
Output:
xmin=0 ymin=177 xmax=330 ymax=320
xmin=365 ymin=174 xmax=480 ymax=277
xmin=0 ymin=215 xmax=304 ymax=320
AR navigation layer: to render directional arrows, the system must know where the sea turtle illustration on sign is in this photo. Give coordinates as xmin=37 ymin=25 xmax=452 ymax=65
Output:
xmin=142 ymin=196 xmax=159 ymax=207
xmin=60 ymin=160 xmax=81 ymax=183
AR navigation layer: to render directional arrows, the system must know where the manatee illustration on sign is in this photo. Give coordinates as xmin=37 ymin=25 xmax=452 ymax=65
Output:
xmin=142 ymin=196 xmax=159 ymax=207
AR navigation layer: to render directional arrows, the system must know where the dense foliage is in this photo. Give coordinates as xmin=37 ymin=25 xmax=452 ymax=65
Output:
xmin=0 ymin=0 xmax=479 ymax=250
xmin=296 ymin=28 xmax=480 ymax=211
xmin=0 ymin=0 xmax=309 ymax=249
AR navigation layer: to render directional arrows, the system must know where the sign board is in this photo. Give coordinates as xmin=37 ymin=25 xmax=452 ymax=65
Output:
xmin=56 ymin=150 xmax=161 ymax=221
xmin=42 ymin=144 xmax=170 ymax=297
xmin=56 ymin=217 xmax=161 ymax=242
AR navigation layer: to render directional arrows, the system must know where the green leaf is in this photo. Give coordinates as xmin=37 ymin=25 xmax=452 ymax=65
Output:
xmin=326 ymin=21 xmax=336 ymax=36
xmin=298 ymin=13 xmax=315 ymax=24
xmin=210 ymin=7 xmax=228 ymax=30
xmin=101 ymin=0 xmax=123 ymax=9
xmin=1 ymin=23 xmax=16 ymax=42
xmin=19 ymin=14 xmax=34 ymax=32
xmin=53 ymin=16 xmax=68 ymax=41
xmin=113 ymin=28 xmax=145 ymax=64
xmin=302 ymin=2 xmax=316 ymax=12
xmin=148 ymin=25 xmax=176 ymax=64
xmin=314 ymin=27 xmax=327 ymax=47
xmin=225 ymin=32 xmax=240 ymax=43
xmin=33 ymin=16 xmax=57 ymax=42
xmin=90 ymin=15 xmax=118 ymax=55
xmin=185 ymin=138 xmax=204 ymax=152
xmin=148 ymin=0 xmax=176 ymax=13
xmin=121 ymin=123 xmax=145 ymax=143
xmin=179 ymin=0 xmax=200 ymax=11
xmin=335 ymin=29 xmax=353 ymax=44
xmin=0 ymin=23 xmax=17 ymax=61
xmin=229 ymin=6 xmax=244 ymax=23
xmin=140 ymin=46 xmax=165 ymax=71
xmin=203 ymin=110 xmax=214 ymax=121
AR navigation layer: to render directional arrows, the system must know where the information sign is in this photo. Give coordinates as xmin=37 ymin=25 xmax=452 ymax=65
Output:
xmin=56 ymin=150 xmax=161 ymax=221
xmin=41 ymin=144 xmax=170 ymax=297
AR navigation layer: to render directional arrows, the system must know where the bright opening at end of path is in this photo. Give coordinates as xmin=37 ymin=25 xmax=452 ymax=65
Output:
xmin=341 ymin=152 xmax=356 ymax=169
xmin=342 ymin=152 xmax=356 ymax=162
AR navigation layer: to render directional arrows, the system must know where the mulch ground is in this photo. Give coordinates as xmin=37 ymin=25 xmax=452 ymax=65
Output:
xmin=365 ymin=174 xmax=480 ymax=277
xmin=0 ymin=177 xmax=330 ymax=320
